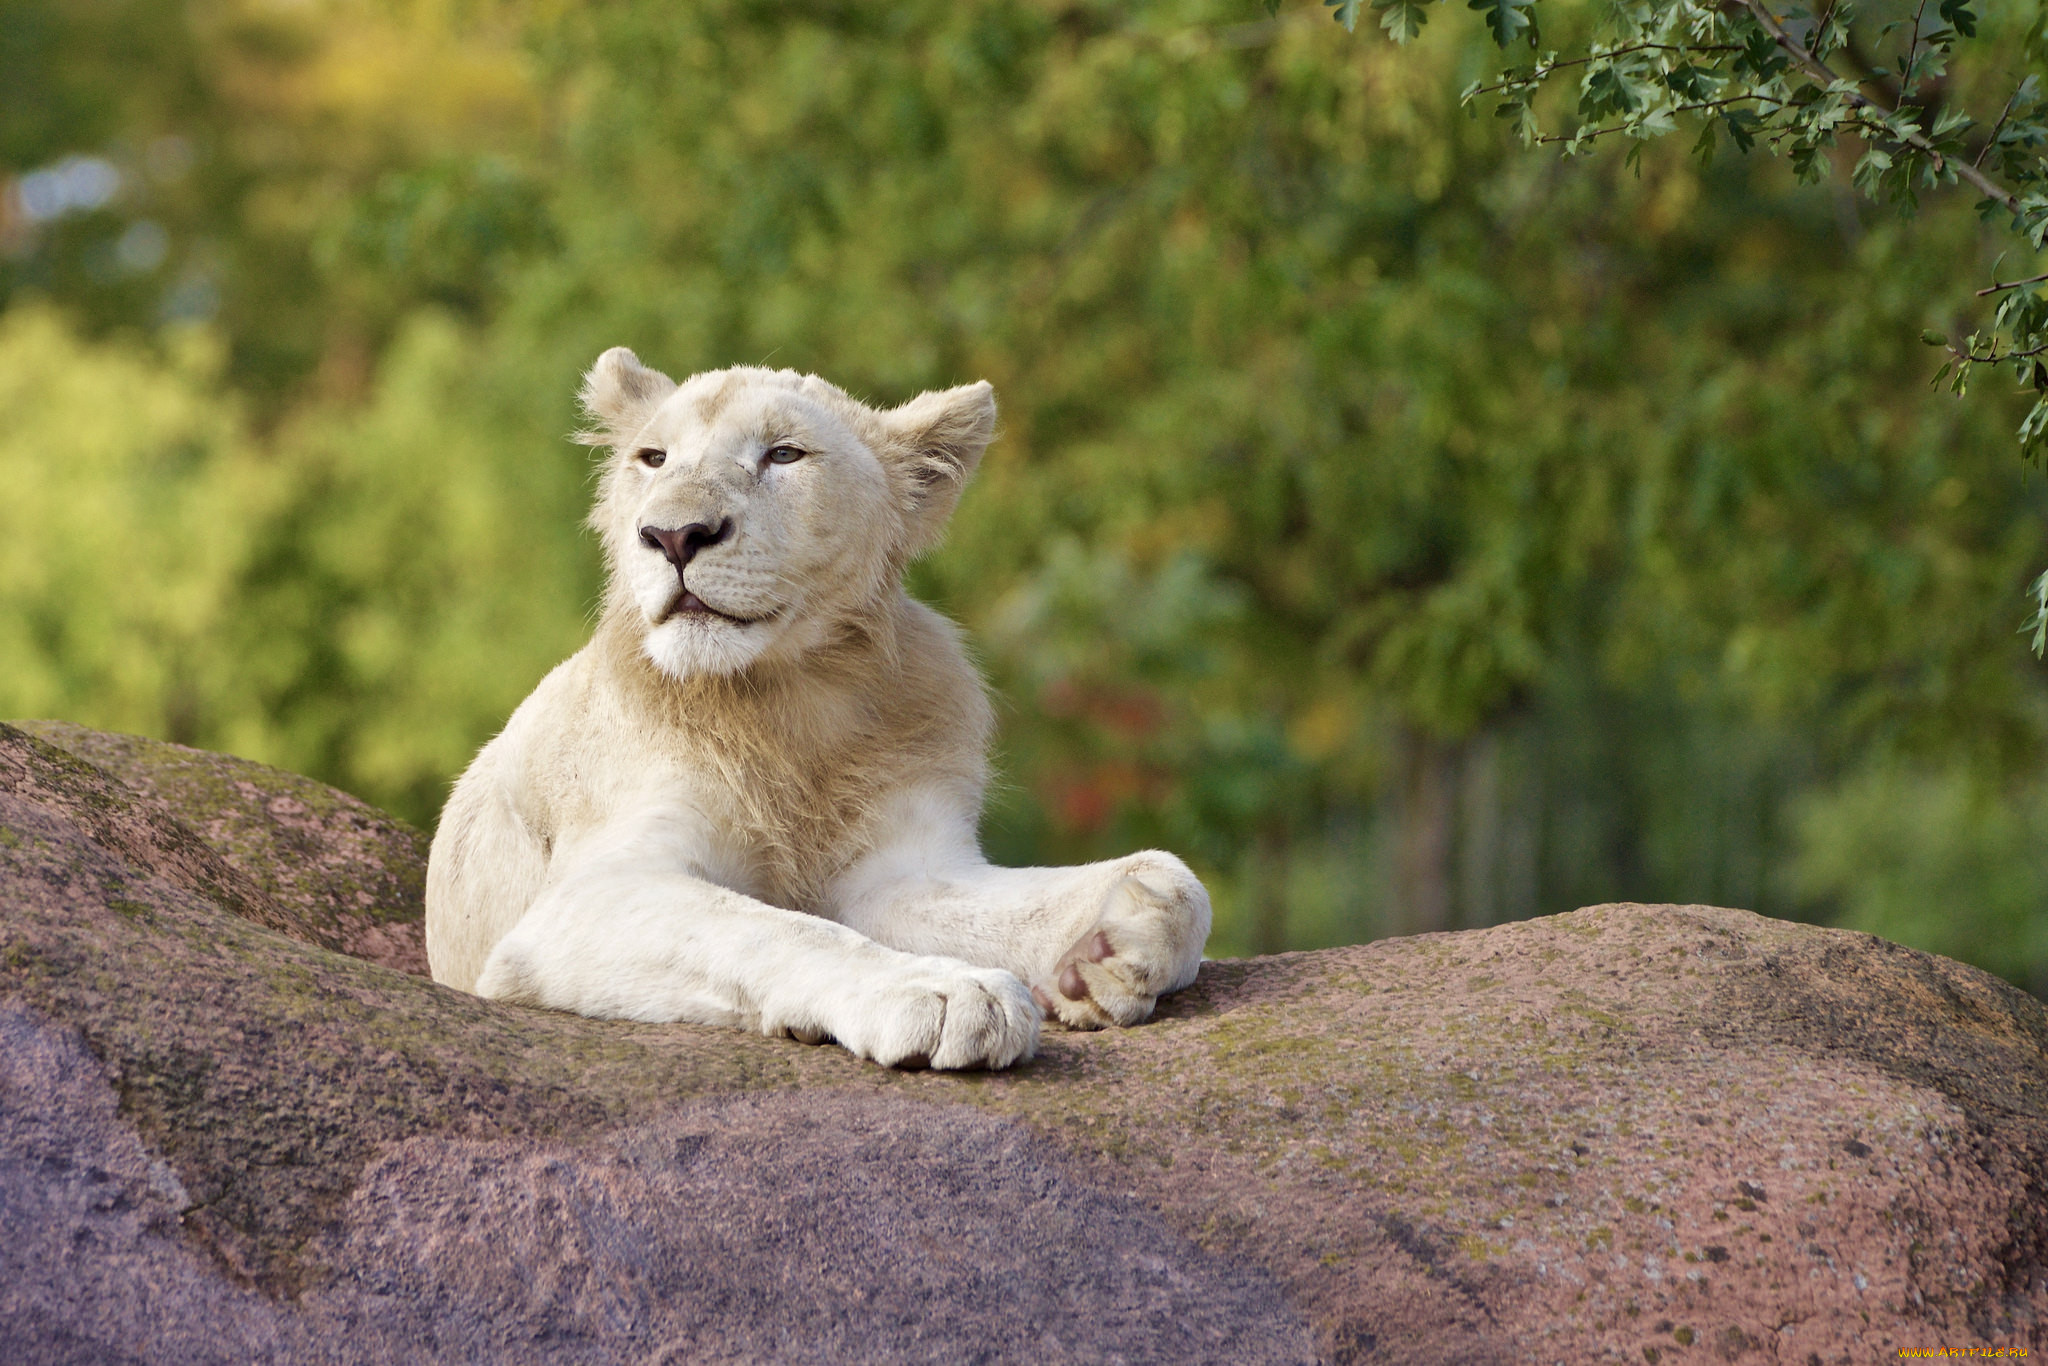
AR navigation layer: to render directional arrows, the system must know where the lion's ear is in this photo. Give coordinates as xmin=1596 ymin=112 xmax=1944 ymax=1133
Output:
xmin=883 ymin=380 xmax=997 ymax=552
xmin=576 ymin=347 xmax=677 ymax=448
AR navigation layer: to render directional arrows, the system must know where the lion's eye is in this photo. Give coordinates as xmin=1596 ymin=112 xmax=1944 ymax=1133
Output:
xmin=636 ymin=448 xmax=666 ymax=468
xmin=765 ymin=445 xmax=805 ymax=465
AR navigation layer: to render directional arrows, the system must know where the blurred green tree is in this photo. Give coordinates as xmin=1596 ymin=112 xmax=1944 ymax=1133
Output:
xmin=0 ymin=306 xmax=260 ymax=745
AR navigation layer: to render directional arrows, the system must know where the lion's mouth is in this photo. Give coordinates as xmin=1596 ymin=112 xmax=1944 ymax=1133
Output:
xmin=658 ymin=589 xmax=772 ymax=627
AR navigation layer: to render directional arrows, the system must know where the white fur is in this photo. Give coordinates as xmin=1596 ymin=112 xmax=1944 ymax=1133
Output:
xmin=426 ymin=357 xmax=1212 ymax=1069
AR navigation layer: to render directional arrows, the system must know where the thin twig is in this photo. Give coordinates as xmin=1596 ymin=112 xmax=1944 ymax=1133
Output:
xmin=1529 ymin=96 xmax=1772 ymax=145
xmin=1949 ymin=340 xmax=2048 ymax=362
xmin=1464 ymin=42 xmax=1744 ymax=99
xmin=1976 ymin=271 xmax=2048 ymax=297
xmin=1901 ymin=0 xmax=1930 ymax=101
xmin=1974 ymin=84 xmax=2023 ymax=170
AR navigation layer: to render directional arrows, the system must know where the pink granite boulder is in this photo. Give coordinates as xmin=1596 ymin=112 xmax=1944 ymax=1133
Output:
xmin=1 ymin=721 xmax=2042 ymax=1363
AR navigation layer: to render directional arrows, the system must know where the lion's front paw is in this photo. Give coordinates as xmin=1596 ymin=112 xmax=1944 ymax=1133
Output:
xmin=1035 ymin=854 xmax=1211 ymax=1030
xmin=820 ymin=959 xmax=1040 ymax=1070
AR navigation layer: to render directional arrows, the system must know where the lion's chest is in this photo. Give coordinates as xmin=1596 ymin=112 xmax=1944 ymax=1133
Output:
xmin=691 ymin=760 xmax=877 ymax=911
xmin=551 ymin=731 xmax=896 ymax=914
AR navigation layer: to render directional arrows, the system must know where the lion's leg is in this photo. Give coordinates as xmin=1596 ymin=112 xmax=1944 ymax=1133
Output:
xmin=473 ymin=855 xmax=1038 ymax=1071
xmin=828 ymin=791 xmax=1212 ymax=1030
xmin=427 ymin=741 xmax=552 ymax=993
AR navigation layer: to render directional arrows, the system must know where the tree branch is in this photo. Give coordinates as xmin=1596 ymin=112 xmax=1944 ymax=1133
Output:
xmin=1738 ymin=0 xmax=2020 ymax=213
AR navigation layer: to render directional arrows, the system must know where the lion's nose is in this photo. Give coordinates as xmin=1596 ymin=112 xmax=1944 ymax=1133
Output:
xmin=639 ymin=518 xmax=732 ymax=568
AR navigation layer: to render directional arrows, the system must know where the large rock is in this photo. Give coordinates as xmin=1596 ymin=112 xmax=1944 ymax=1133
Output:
xmin=2 ymin=720 xmax=2043 ymax=1364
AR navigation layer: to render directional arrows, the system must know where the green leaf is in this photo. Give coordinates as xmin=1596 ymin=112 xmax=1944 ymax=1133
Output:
xmin=1664 ymin=63 xmax=1717 ymax=101
xmin=1939 ymin=0 xmax=1978 ymax=40
xmin=1691 ymin=118 xmax=1717 ymax=166
xmin=1579 ymin=64 xmax=1639 ymax=119
xmin=1325 ymin=0 xmax=1366 ymax=31
xmin=1733 ymin=24 xmax=1789 ymax=81
xmin=1635 ymin=105 xmax=1677 ymax=138
xmin=1369 ymin=0 xmax=1430 ymax=42
xmin=1490 ymin=95 xmax=1540 ymax=143
xmin=1852 ymin=147 xmax=1894 ymax=196
xmin=2021 ymin=394 xmax=2048 ymax=464
xmin=2024 ymin=569 xmax=2048 ymax=657
xmin=1949 ymin=350 xmax=1975 ymax=395
xmin=1902 ymin=46 xmax=1950 ymax=91
xmin=1511 ymin=100 xmax=1540 ymax=142
xmin=1466 ymin=0 xmax=1535 ymax=49
xmin=1922 ymin=329 xmax=1950 ymax=346
xmin=1930 ymin=104 xmax=1972 ymax=141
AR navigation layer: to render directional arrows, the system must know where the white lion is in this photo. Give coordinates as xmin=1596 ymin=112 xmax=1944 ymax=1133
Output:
xmin=425 ymin=352 xmax=1212 ymax=1069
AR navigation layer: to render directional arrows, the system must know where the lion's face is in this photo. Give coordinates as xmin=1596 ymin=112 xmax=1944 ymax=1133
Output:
xmin=580 ymin=354 xmax=996 ymax=680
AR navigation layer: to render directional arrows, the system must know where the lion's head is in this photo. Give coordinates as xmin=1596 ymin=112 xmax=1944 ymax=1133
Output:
xmin=577 ymin=351 xmax=997 ymax=680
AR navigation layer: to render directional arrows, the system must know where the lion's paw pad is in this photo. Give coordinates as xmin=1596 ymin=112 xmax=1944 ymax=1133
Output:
xmin=1039 ymin=860 xmax=1211 ymax=1031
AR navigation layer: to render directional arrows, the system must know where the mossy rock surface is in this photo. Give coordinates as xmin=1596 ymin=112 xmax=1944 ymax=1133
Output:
xmin=13 ymin=720 xmax=427 ymax=976
xmin=1 ymin=722 xmax=2044 ymax=1364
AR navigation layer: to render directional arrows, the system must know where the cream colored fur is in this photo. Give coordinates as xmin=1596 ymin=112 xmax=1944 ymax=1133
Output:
xmin=425 ymin=352 xmax=1211 ymax=1069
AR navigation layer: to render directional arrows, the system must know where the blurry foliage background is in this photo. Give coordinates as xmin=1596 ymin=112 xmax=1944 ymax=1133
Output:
xmin=2 ymin=0 xmax=2044 ymax=993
